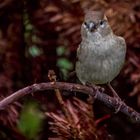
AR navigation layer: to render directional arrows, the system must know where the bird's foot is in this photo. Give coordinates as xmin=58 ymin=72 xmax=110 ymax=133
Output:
xmin=86 ymin=82 xmax=104 ymax=93
xmin=114 ymin=98 xmax=124 ymax=113
xmin=86 ymin=82 xmax=105 ymax=104
xmin=107 ymin=83 xmax=121 ymax=100
xmin=107 ymin=83 xmax=123 ymax=113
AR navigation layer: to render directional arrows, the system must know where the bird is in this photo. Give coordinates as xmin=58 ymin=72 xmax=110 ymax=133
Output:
xmin=76 ymin=11 xmax=126 ymax=98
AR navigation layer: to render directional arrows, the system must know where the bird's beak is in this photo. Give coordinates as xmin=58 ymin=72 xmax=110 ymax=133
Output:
xmin=84 ymin=21 xmax=97 ymax=32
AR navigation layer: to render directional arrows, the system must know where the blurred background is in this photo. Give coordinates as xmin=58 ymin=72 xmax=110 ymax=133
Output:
xmin=0 ymin=0 xmax=140 ymax=139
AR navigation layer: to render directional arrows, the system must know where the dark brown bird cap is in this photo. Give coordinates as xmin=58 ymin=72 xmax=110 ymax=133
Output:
xmin=84 ymin=10 xmax=105 ymax=23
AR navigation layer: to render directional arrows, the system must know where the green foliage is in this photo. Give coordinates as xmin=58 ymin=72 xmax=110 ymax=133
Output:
xmin=57 ymin=58 xmax=73 ymax=80
xmin=56 ymin=46 xmax=70 ymax=56
xmin=24 ymin=8 xmax=43 ymax=58
xmin=56 ymin=46 xmax=73 ymax=80
xmin=28 ymin=45 xmax=43 ymax=57
xmin=57 ymin=58 xmax=73 ymax=70
xmin=23 ymin=10 xmax=33 ymax=40
xmin=26 ymin=24 xmax=33 ymax=31
xmin=56 ymin=46 xmax=66 ymax=56
xmin=18 ymin=101 xmax=44 ymax=140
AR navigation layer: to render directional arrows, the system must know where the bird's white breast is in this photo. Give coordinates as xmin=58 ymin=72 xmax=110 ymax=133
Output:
xmin=76 ymin=35 xmax=126 ymax=84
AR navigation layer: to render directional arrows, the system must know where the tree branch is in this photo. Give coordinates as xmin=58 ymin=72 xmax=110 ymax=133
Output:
xmin=0 ymin=82 xmax=140 ymax=122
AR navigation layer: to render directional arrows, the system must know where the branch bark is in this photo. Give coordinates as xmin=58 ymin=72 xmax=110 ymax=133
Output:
xmin=0 ymin=82 xmax=140 ymax=122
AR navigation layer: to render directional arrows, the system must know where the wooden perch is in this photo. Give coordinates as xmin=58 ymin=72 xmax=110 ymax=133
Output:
xmin=0 ymin=82 xmax=140 ymax=122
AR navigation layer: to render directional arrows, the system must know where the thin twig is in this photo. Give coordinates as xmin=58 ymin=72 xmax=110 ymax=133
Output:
xmin=0 ymin=82 xmax=140 ymax=122
xmin=48 ymin=70 xmax=73 ymax=124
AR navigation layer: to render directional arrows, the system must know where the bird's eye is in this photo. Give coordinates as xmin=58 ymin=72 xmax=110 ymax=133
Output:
xmin=99 ymin=20 xmax=106 ymax=28
xmin=100 ymin=20 xmax=104 ymax=25
xmin=84 ymin=22 xmax=87 ymax=26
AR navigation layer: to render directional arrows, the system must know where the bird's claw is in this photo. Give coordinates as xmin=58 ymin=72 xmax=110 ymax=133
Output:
xmin=86 ymin=82 xmax=104 ymax=93
xmin=114 ymin=97 xmax=123 ymax=113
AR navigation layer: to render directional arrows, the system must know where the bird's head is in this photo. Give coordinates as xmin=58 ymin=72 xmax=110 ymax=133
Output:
xmin=81 ymin=11 xmax=112 ymax=39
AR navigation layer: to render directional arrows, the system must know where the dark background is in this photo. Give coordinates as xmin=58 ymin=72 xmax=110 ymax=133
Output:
xmin=0 ymin=0 xmax=140 ymax=139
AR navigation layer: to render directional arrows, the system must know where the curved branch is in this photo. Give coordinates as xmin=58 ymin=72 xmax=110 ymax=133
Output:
xmin=0 ymin=82 xmax=140 ymax=122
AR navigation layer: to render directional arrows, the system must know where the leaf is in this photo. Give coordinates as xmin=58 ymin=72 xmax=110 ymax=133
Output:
xmin=18 ymin=102 xmax=44 ymax=140
xmin=28 ymin=45 xmax=43 ymax=57
xmin=56 ymin=46 xmax=66 ymax=56
xmin=57 ymin=58 xmax=73 ymax=70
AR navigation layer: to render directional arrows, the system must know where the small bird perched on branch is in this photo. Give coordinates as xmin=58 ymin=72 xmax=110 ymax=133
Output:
xmin=76 ymin=11 xmax=126 ymax=98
